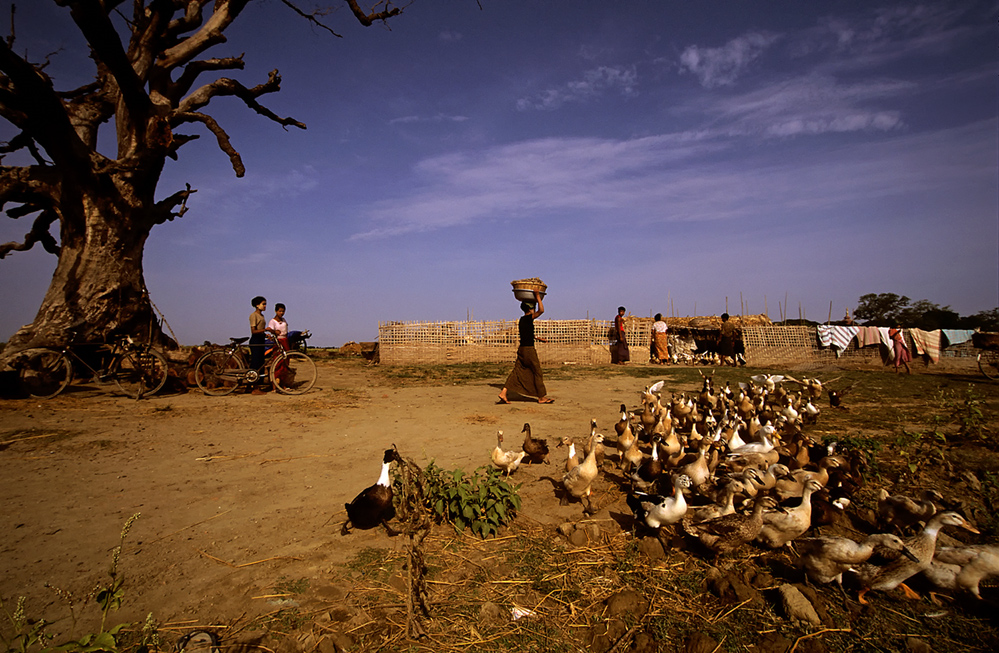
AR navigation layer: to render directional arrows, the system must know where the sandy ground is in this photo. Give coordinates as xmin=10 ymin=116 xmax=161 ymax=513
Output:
xmin=0 ymin=359 xmax=655 ymax=639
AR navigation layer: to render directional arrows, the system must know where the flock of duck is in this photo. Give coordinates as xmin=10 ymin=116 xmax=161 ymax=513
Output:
xmin=488 ymin=372 xmax=998 ymax=604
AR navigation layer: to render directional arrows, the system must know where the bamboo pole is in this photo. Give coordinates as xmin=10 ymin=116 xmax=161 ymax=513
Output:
xmin=828 ymin=301 xmax=833 ymax=324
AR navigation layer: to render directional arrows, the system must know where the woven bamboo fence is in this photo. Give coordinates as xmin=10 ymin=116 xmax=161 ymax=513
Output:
xmin=378 ymin=317 xmax=979 ymax=367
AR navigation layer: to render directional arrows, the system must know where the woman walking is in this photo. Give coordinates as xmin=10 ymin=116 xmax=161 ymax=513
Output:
xmin=498 ymin=291 xmax=554 ymax=404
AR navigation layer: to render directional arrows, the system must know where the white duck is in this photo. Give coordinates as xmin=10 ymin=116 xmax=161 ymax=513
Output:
xmin=491 ymin=431 xmax=526 ymax=476
xmin=627 ymin=475 xmax=692 ymax=529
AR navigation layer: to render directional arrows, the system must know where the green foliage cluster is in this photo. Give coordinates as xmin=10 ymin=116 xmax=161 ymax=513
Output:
xmin=418 ymin=462 xmax=521 ymax=538
xmin=853 ymin=293 xmax=998 ymax=330
xmin=944 ymin=385 xmax=991 ymax=443
xmin=0 ymin=514 xmax=154 ymax=653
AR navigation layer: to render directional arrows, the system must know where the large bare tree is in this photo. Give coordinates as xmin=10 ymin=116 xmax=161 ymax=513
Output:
xmin=0 ymin=0 xmax=403 ymax=356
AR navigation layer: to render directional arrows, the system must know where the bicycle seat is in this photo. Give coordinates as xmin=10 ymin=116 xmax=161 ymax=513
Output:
xmin=229 ymin=337 xmax=250 ymax=345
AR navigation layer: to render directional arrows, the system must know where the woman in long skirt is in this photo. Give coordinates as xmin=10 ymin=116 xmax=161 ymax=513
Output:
xmin=498 ymin=291 xmax=554 ymax=404
xmin=651 ymin=313 xmax=669 ymax=364
xmin=889 ymin=324 xmax=911 ymax=374
xmin=611 ymin=306 xmax=630 ymax=364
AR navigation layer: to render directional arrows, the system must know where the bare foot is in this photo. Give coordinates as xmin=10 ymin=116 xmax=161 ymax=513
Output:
xmin=538 ymin=397 xmax=555 ymax=404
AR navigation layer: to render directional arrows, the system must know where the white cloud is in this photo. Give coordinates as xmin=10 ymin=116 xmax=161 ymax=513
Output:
xmin=389 ymin=113 xmax=470 ymax=125
xmin=695 ymin=74 xmax=912 ymax=137
xmin=347 ymin=118 xmax=995 ymax=241
xmin=679 ymin=32 xmax=780 ymax=88
xmin=516 ymin=65 xmax=638 ymax=111
xmin=438 ymin=30 xmax=463 ymax=42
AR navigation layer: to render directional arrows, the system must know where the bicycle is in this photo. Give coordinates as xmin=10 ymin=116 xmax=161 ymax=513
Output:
xmin=193 ymin=336 xmax=317 ymax=396
xmin=972 ymin=332 xmax=999 ymax=381
xmin=14 ymin=332 xmax=169 ymax=399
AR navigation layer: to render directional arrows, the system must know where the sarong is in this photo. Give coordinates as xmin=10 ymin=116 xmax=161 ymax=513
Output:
xmin=653 ymin=331 xmax=669 ymax=362
xmin=611 ymin=336 xmax=630 ymax=364
xmin=504 ymin=346 xmax=547 ymax=398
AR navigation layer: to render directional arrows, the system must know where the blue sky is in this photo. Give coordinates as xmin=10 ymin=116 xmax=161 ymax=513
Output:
xmin=2 ymin=1 xmax=997 ymax=346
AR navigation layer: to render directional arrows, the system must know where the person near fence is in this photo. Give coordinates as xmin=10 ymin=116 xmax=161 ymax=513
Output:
xmin=498 ymin=291 xmax=553 ymax=404
xmin=651 ymin=313 xmax=669 ymax=364
xmin=611 ymin=306 xmax=630 ymax=364
xmin=889 ymin=324 xmax=911 ymax=374
xmin=717 ymin=313 xmax=737 ymax=366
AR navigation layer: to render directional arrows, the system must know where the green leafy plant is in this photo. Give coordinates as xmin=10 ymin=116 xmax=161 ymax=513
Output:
xmin=0 ymin=514 xmax=147 ymax=653
xmin=944 ymin=385 xmax=991 ymax=443
xmin=418 ymin=462 xmax=521 ymax=538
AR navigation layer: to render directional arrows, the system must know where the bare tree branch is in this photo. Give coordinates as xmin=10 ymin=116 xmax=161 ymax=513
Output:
xmin=0 ymin=131 xmax=49 ymax=165
xmin=60 ymin=0 xmax=152 ymax=124
xmin=175 ymin=69 xmax=307 ymax=129
xmin=0 ymin=36 xmax=90 ymax=166
xmin=345 ymin=0 xmax=404 ymax=27
xmin=279 ymin=0 xmax=343 ymax=37
xmin=171 ymin=55 xmax=245 ymax=102
xmin=0 ymin=208 xmax=61 ymax=258
xmin=171 ymin=111 xmax=246 ymax=176
xmin=151 ymin=182 xmax=197 ymax=225
xmin=155 ymin=0 xmax=251 ymax=72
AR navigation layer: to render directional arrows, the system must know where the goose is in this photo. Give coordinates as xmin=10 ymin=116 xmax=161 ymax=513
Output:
xmin=674 ymin=439 xmax=712 ymax=488
xmin=614 ymin=407 xmax=636 ymax=468
xmin=682 ymin=495 xmax=779 ymax=556
xmin=491 ymin=431 xmax=527 ymax=476
xmin=853 ymin=511 xmax=979 ymax=604
xmin=797 ymin=533 xmax=914 ymax=591
xmin=802 ymin=398 xmax=821 ymax=424
xmin=773 ymin=456 xmax=843 ymax=500
xmin=562 ymin=433 xmax=604 ymax=514
xmin=923 ymin=544 xmax=999 ymax=599
xmin=341 ymin=448 xmax=401 ymax=535
xmin=630 ymin=435 xmax=664 ymax=489
xmin=584 ymin=419 xmax=607 ymax=467
xmin=556 ymin=436 xmax=580 ymax=474
xmin=756 ymin=479 xmax=823 ymax=548
xmin=751 ymin=374 xmax=785 ymax=394
xmin=621 ymin=427 xmax=645 ymax=474
xmin=686 ymin=479 xmax=738 ymax=524
xmin=520 ymin=423 xmax=550 ymax=465
xmin=627 ymin=475 xmax=692 ymax=529
xmin=614 ymin=403 xmax=632 ymax=438
xmin=877 ymin=488 xmax=942 ymax=533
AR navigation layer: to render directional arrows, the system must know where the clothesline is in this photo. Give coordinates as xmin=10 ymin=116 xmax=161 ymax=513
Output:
xmin=815 ymin=325 xmax=976 ymax=363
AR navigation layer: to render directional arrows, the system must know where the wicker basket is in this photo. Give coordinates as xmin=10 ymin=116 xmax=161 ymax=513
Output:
xmin=511 ymin=278 xmax=547 ymax=301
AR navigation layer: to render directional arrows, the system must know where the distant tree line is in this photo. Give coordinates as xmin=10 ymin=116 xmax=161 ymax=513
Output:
xmin=852 ymin=293 xmax=999 ymax=331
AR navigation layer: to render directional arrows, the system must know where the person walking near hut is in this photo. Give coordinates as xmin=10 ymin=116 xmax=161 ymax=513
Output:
xmin=498 ymin=291 xmax=554 ymax=404
xmin=651 ymin=313 xmax=669 ymax=364
xmin=717 ymin=313 xmax=737 ymax=366
xmin=889 ymin=323 xmax=911 ymax=374
xmin=611 ymin=306 xmax=630 ymax=364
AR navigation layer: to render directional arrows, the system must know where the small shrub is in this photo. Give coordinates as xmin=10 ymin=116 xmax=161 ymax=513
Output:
xmin=418 ymin=461 xmax=521 ymax=538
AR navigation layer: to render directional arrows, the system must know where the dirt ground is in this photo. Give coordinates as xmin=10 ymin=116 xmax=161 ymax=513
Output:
xmin=0 ymin=359 xmax=669 ymax=637
xmin=1 ymin=355 xmax=998 ymax=652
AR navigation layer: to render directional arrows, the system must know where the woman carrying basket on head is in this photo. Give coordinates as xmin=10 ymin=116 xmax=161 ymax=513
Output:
xmin=498 ymin=291 xmax=554 ymax=404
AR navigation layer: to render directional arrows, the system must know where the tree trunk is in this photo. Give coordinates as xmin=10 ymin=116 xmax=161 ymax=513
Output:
xmin=3 ymin=187 xmax=170 ymax=359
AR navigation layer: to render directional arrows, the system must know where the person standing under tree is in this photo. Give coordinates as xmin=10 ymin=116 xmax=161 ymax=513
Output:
xmin=498 ymin=291 xmax=554 ymax=404
xmin=611 ymin=306 xmax=630 ymax=364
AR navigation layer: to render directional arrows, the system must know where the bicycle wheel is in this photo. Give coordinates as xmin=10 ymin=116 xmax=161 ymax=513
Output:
xmin=271 ymin=351 xmax=317 ymax=395
xmin=979 ymin=350 xmax=999 ymax=381
xmin=113 ymin=349 xmax=168 ymax=398
xmin=16 ymin=348 xmax=73 ymax=399
xmin=194 ymin=350 xmax=244 ymax=396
